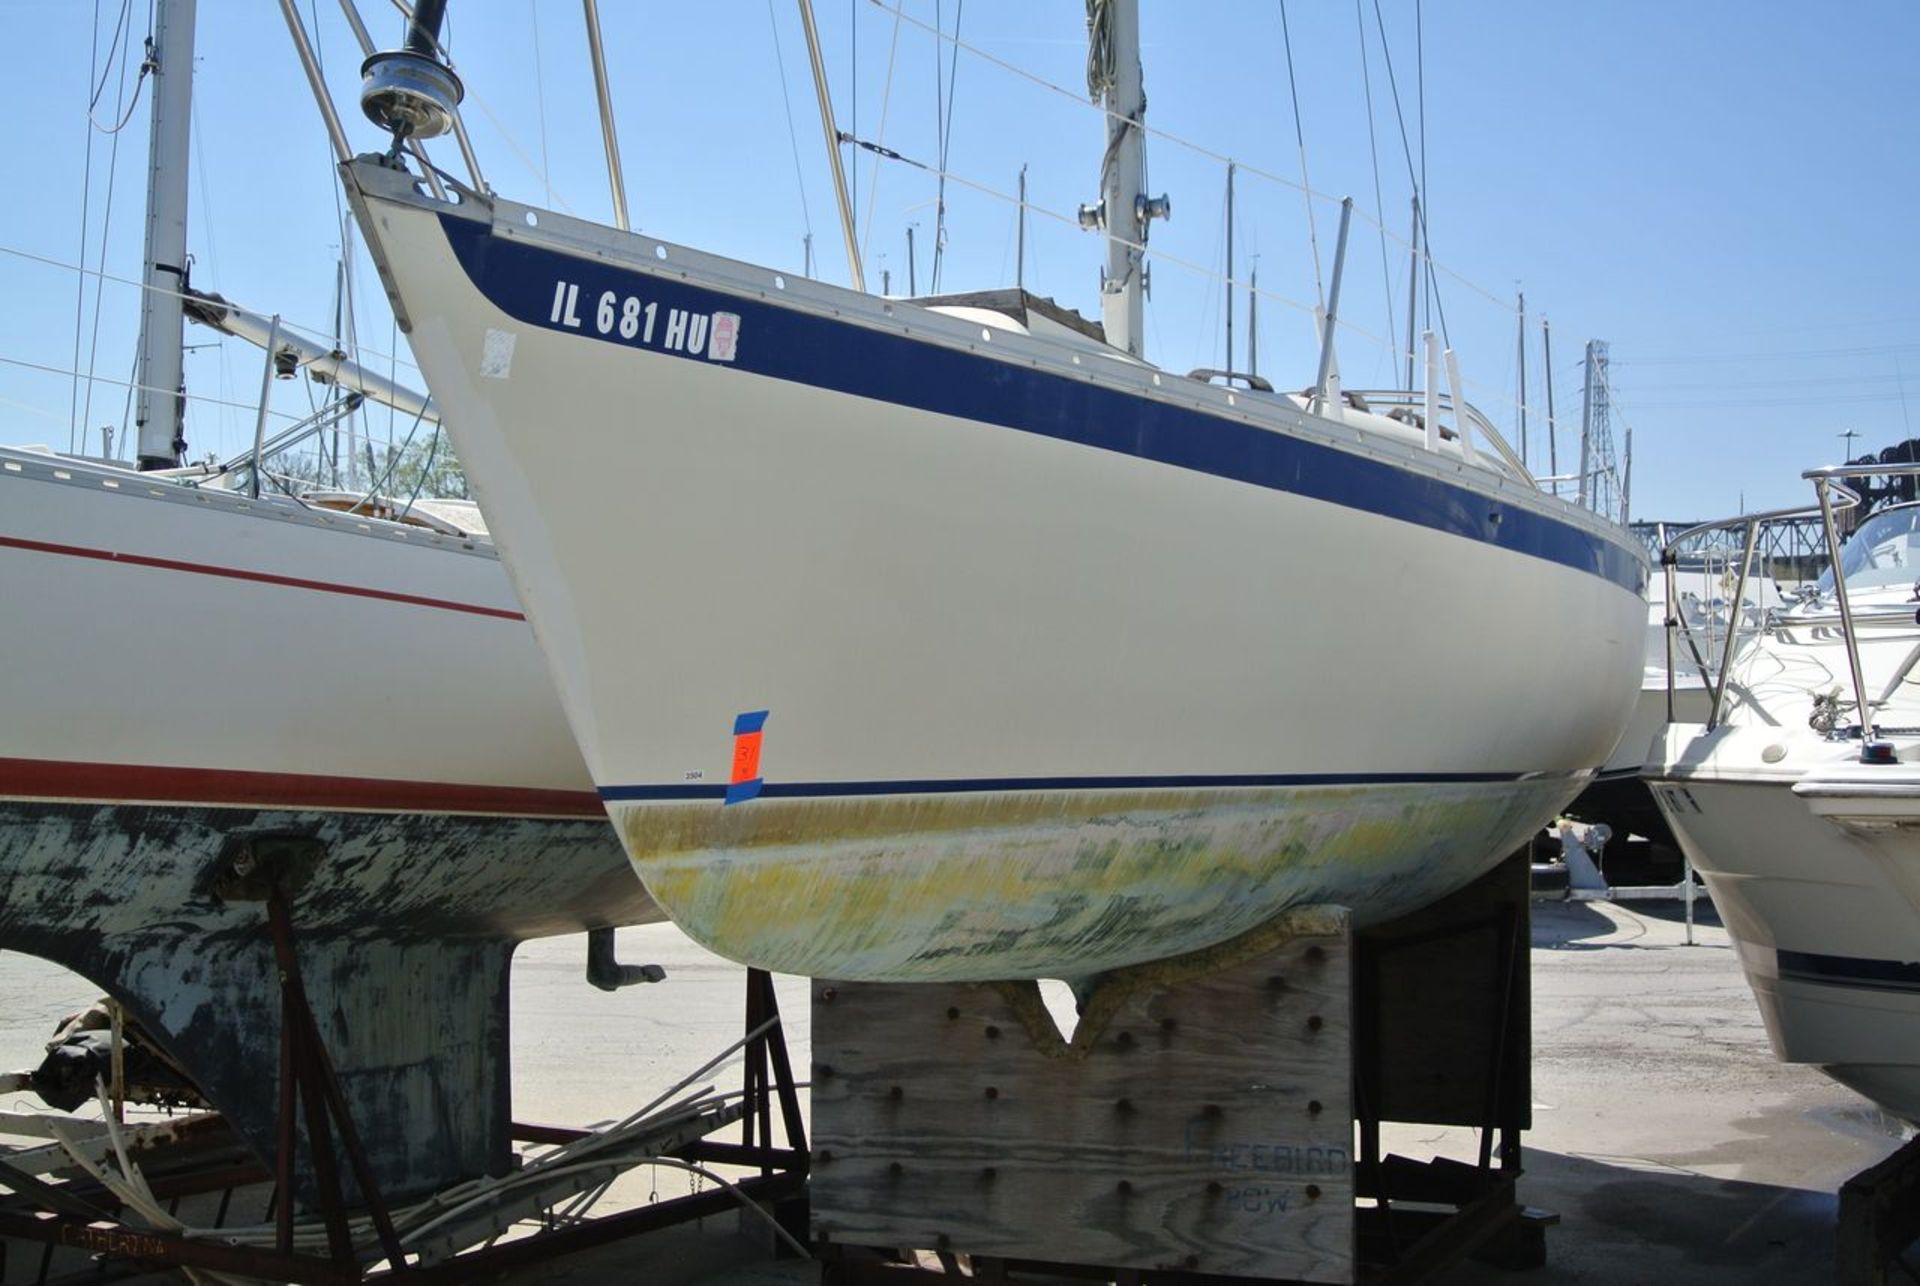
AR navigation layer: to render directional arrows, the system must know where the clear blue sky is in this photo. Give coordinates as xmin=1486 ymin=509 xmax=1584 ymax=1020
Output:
xmin=1 ymin=0 xmax=1915 ymax=520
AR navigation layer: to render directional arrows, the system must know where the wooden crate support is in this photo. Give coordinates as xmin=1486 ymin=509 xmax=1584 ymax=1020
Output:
xmin=811 ymin=908 xmax=1357 ymax=1284
xmin=1837 ymin=1131 xmax=1920 ymax=1286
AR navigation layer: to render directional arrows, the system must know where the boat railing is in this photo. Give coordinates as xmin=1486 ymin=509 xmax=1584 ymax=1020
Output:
xmin=1661 ymin=504 xmax=1824 ymax=732
xmin=1804 ymin=462 xmax=1920 ymax=754
xmin=1667 ymin=461 xmax=1920 ymax=754
xmin=1342 ymin=388 xmax=1535 ymax=488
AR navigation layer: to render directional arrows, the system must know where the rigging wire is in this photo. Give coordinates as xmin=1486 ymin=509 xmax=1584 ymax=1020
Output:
xmin=1367 ymin=0 xmax=1447 ymax=347
xmin=849 ymin=0 xmax=857 ymax=241
xmin=80 ymin=1 xmax=141 ymax=452
xmin=864 ymin=0 xmax=1508 ymax=314
xmin=829 ymin=121 xmax=1536 ymax=418
xmin=0 ymin=243 xmax=431 ymax=378
xmin=764 ymin=0 xmax=817 ymax=257
xmin=529 ymin=0 xmax=552 ymax=209
xmin=1416 ymin=0 xmax=1427 ymax=331
xmin=1897 ymin=354 xmax=1915 ymax=438
xmin=0 ymin=352 xmax=305 ymax=424
xmin=1353 ymin=0 xmax=1395 ymax=380
xmin=69 ymin=0 xmax=107 ymax=454
xmin=312 ymin=0 xmax=365 ymax=483
xmin=1273 ymin=1 xmax=1321 ymax=310
xmin=190 ymin=88 xmax=233 ymax=458
xmin=859 ymin=0 xmax=907 ymax=253
xmin=930 ymin=0 xmax=964 ymax=292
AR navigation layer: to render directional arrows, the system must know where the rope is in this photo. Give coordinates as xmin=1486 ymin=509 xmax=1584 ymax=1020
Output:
xmin=85 ymin=0 xmax=152 ymax=135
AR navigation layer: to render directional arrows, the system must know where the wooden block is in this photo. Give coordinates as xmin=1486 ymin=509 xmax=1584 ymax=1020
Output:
xmin=1358 ymin=855 xmax=1530 ymax=1131
xmin=810 ymin=909 xmax=1355 ymax=1284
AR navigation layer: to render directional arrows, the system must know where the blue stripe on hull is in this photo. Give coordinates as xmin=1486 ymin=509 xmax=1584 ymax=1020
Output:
xmin=600 ymin=769 xmax=1558 ymax=803
xmin=436 ymin=216 xmax=1646 ymax=596
xmin=1778 ymin=949 xmax=1920 ymax=995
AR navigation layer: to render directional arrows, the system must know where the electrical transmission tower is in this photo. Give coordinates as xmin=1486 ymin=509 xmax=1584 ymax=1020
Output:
xmin=1579 ymin=339 xmax=1623 ymax=523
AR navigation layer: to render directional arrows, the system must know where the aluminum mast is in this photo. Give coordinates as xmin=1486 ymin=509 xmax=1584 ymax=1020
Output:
xmin=1083 ymin=0 xmax=1166 ymax=359
xmin=134 ymin=0 xmax=196 ymax=470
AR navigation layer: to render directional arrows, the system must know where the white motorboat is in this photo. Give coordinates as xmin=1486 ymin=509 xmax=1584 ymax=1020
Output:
xmin=316 ymin=1 xmax=1648 ymax=984
xmin=1571 ymin=546 xmax=1778 ymax=844
xmin=1651 ymin=474 xmax=1920 ymax=1122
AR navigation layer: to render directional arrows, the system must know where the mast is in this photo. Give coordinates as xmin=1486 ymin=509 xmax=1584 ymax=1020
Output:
xmin=1016 ymin=165 xmax=1027 ymax=292
xmin=1542 ymin=317 xmax=1558 ymax=489
xmin=582 ymin=0 xmax=631 ymax=232
xmin=1248 ymin=259 xmax=1259 ymax=381
xmin=134 ymin=0 xmax=197 ymax=471
xmin=1579 ymin=338 xmax=1594 ymax=509
xmin=1083 ymin=0 xmax=1166 ymax=358
xmin=1403 ymin=195 xmax=1419 ymax=391
xmin=796 ymin=0 xmax=865 ymax=292
xmin=1515 ymin=291 xmax=1527 ymax=470
xmin=1622 ymin=426 xmax=1632 ymax=524
xmin=1224 ymin=162 xmax=1235 ymax=376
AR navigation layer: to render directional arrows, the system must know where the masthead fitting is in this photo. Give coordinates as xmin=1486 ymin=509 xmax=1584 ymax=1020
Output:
xmin=359 ymin=50 xmax=463 ymax=142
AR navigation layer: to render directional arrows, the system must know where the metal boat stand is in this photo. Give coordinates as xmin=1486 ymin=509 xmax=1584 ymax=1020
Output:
xmin=0 ymin=850 xmax=809 ymax=1284
xmin=810 ymin=854 xmax=1547 ymax=1286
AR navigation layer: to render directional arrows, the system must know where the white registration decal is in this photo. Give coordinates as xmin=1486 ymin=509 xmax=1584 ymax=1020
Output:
xmin=547 ymin=279 xmax=739 ymax=363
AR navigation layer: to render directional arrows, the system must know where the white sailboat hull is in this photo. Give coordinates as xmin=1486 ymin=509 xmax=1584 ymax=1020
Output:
xmin=0 ymin=447 xmax=596 ymax=823
xmin=0 ymin=442 xmax=661 ymax=1195
xmin=347 ymin=164 xmax=1647 ymax=981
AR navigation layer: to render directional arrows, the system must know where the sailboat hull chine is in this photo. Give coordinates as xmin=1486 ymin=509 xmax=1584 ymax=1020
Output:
xmin=347 ymin=162 xmax=1648 ymax=982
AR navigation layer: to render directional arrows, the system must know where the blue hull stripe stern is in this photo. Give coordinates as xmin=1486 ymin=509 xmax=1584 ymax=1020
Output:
xmin=1778 ymin=949 xmax=1920 ymax=995
xmin=436 ymin=215 xmax=1645 ymax=598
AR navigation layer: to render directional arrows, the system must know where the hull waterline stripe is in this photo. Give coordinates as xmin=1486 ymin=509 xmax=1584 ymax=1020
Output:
xmin=0 ymin=534 xmax=525 ymax=621
xmin=434 ymin=215 xmax=1645 ymax=596
xmin=1778 ymin=949 xmax=1920 ymax=995
xmin=600 ymin=769 xmax=1560 ymax=803
xmin=2 ymin=757 xmax=604 ymax=817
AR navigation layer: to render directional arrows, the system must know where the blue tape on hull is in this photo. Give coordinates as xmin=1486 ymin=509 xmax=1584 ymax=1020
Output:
xmin=601 ymin=769 xmax=1561 ymax=803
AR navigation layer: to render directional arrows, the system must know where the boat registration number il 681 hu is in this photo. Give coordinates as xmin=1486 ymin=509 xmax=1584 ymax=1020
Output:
xmin=546 ymin=279 xmax=740 ymax=361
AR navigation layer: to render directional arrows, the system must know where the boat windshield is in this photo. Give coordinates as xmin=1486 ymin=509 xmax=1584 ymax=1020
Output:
xmin=1818 ymin=505 xmax=1920 ymax=595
